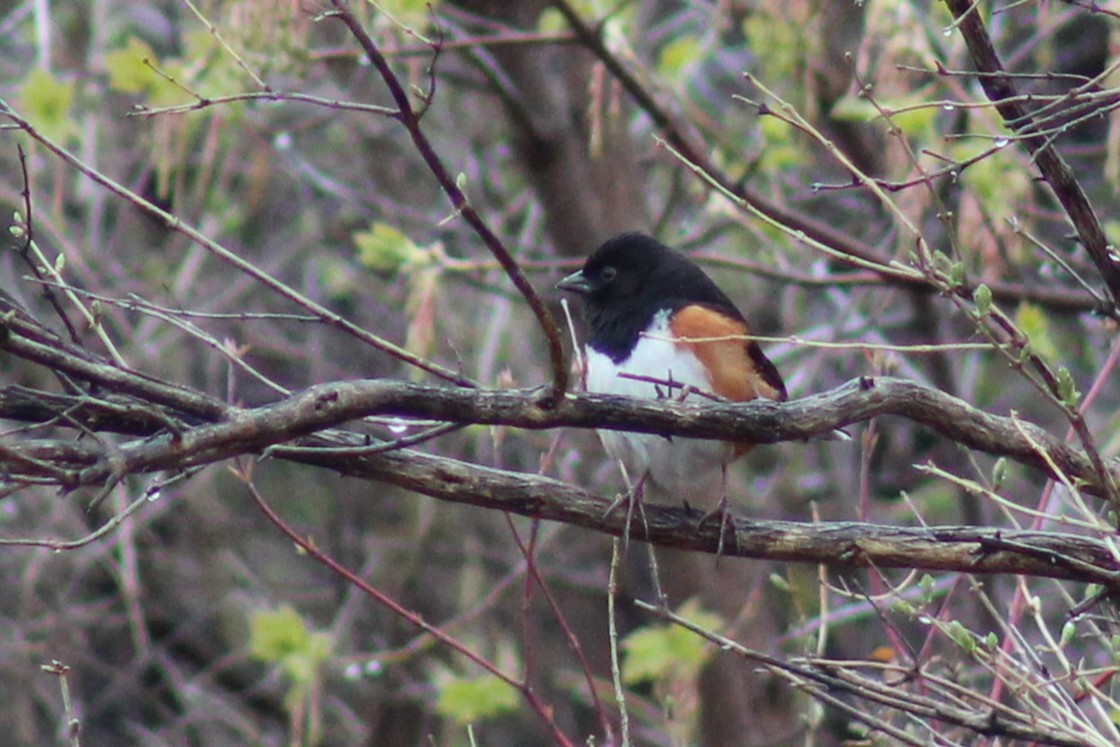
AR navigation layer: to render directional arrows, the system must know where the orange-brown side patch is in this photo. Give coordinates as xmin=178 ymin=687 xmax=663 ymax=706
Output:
xmin=669 ymin=305 xmax=785 ymax=403
xmin=669 ymin=305 xmax=785 ymax=460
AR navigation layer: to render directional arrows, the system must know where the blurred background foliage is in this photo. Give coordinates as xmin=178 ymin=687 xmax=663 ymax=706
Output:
xmin=2 ymin=0 xmax=1120 ymax=745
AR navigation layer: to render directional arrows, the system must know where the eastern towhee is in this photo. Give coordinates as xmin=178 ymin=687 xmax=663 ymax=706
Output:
xmin=557 ymin=232 xmax=787 ymax=523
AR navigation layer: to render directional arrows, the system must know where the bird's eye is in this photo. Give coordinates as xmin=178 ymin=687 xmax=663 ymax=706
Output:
xmin=600 ymin=266 xmax=617 ymax=282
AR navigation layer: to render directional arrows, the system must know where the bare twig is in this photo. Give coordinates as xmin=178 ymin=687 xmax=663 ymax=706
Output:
xmin=236 ymin=463 xmax=576 ymax=746
xmin=327 ymin=2 xmax=569 ymax=404
xmin=636 ymin=600 xmax=1114 ymax=747
xmin=41 ymin=660 xmax=81 ymax=747
xmin=0 ymin=99 xmax=474 ymax=387
xmin=3 ymin=362 xmax=1120 ymax=585
xmin=128 ymin=90 xmax=398 ymax=118
xmin=551 ymin=1 xmax=927 ymax=292
xmin=944 ymin=0 xmax=1120 ymax=312
xmin=13 ymin=146 xmax=81 ymax=344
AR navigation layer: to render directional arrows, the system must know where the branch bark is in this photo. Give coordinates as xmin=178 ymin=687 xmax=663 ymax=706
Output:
xmin=945 ymin=0 xmax=1120 ymax=311
xmin=290 ymin=444 xmax=1120 ymax=590
xmin=328 ymin=1 xmax=569 ymax=403
xmin=4 ymin=313 xmax=1119 ymax=585
xmin=554 ymin=0 xmax=1111 ymax=318
xmin=2 ymin=361 xmax=1114 ymax=499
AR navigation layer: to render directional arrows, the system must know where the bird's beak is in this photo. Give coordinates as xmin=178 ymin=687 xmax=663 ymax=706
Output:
xmin=556 ymin=270 xmax=591 ymax=294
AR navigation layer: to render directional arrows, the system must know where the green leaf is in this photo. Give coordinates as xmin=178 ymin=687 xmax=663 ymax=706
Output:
xmin=1060 ymin=621 xmax=1076 ymax=648
xmin=758 ymin=115 xmax=805 ymax=171
xmin=378 ymin=0 xmax=440 ymax=28
xmin=18 ymin=68 xmax=77 ymax=143
xmin=105 ymin=36 xmax=159 ymax=94
xmin=354 ymin=222 xmax=428 ymax=273
xmin=621 ymin=599 xmax=722 ymax=685
xmin=944 ymin=620 xmax=976 ymax=654
xmin=1056 ymin=367 xmax=1080 ymax=406
xmin=435 ymin=673 xmax=520 ymax=724
xmin=829 ymin=95 xmax=880 ymax=124
xmin=918 ymin=574 xmax=936 ymax=604
xmin=1015 ymin=302 xmax=1058 ymax=363
xmin=947 ymin=260 xmax=966 ymax=288
xmin=249 ymin=605 xmax=311 ymax=663
xmin=248 ymin=605 xmax=333 ymax=702
xmin=973 ymin=283 xmax=992 ymax=316
xmin=537 ymin=8 xmax=566 ymax=34
xmin=991 ymin=457 xmax=1008 ymax=489
xmin=657 ymin=36 xmax=700 ymax=84
xmin=891 ymin=599 xmax=916 ymax=616
xmin=930 ymin=251 xmax=955 ymax=277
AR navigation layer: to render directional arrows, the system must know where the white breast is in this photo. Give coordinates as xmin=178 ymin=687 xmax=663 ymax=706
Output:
xmin=585 ymin=311 xmax=734 ymax=501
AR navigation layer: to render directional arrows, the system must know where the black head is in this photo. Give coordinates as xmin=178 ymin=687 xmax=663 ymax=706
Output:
xmin=556 ymin=232 xmax=744 ymax=359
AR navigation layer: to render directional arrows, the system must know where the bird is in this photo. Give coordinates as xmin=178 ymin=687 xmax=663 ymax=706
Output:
xmin=557 ymin=232 xmax=787 ymax=533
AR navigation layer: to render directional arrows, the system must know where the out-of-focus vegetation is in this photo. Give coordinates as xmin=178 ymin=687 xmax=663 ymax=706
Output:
xmin=3 ymin=1 xmax=1120 ymax=745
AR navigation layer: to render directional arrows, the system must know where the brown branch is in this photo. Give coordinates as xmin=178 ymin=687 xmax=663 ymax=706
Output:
xmin=553 ymin=1 xmax=1113 ymax=319
xmin=327 ymin=2 xmax=569 ymax=404
xmin=1 ymin=312 xmax=1116 ymax=500
xmin=2 ymin=373 xmax=1119 ymax=585
xmin=14 ymin=147 xmax=82 ymax=345
xmin=549 ymin=0 xmax=894 ymax=276
xmin=644 ymin=602 xmax=1106 ymax=747
xmin=0 ymin=368 xmax=1110 ymax=492
xmin=3 ymin=284 xmax=1117 ymax=504
xmin=0 ymin=99 xmax=474 ymax=387
xmin=0 ymin=317 xmax=229 ymax=422
xmin=5 ymin=305 xmax=1120 ymax=583
xmin=238 ymin=465 xmax=577 ymax=747
xmin=278 ymin=445 xmax=1120 ymax=591
xmin=944 ymin=0 xmax=1120 ymax=312
xmin=9 ymin=404 xmax=1116 ymax=588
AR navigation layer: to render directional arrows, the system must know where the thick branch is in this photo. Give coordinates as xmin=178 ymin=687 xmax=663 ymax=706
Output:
xmin=4 ymin=315 xmax=1117 ymax=585
xmin=1 ymin=362 xmax=1116 ymax=499
xmin=223 ymin=444 xmax=1120 ymax=591
xmin=3 ymin=363 xmax=1120 ymax=584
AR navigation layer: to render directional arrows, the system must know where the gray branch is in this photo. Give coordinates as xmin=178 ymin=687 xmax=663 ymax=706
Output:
xmin=3 ymin=315 xmax=1119 ymax=587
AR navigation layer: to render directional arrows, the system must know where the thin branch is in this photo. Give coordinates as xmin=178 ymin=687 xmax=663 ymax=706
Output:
xmin=128 ymin=90 xmax=399 ymax=118
xmin=41 ymin=661 xmax=81 ymax=747
xmin=636 ymin=601 xmax=1113 ymax=747
xmin=326 ymin=2 xmax=569 ymax=404
xmin=0 ymin=99 xmax=474 ymax=387
xmin=13 ymin=146 xmax=81 ymax=344
xmin=944 ymin=0 xmax=1120 ymax=312
xmin=179 ymin=0 xmax=269 ymax=91
xmin=237 ymin=463 xmax=577 ymax=746
xmin=556 ymin=0 xmax=1116 ymax=319
xmin=550 ymin=1 xmax=926 ymax=292
xmin=3 ymin=362 xmax=1120 ymax=586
